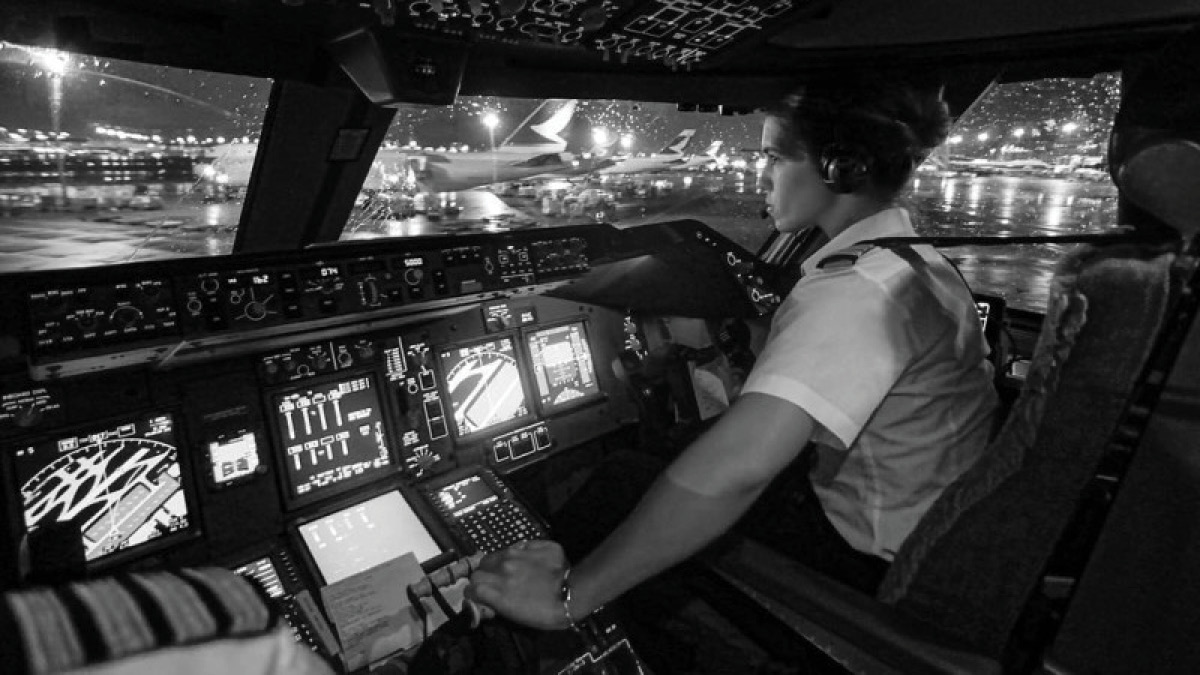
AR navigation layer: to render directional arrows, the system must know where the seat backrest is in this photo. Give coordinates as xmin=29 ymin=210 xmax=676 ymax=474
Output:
xmin=0 ymin=567 xmax=330 ymax=675
xmin=875 ymin=239 xmax=1181 ymax=659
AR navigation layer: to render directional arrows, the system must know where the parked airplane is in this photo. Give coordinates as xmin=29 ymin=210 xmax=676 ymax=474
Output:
xmin=197 ymin=99 xmax=594 ymax=193
xmin=661 ymin=140 xmax=724 ymax=171
xmin=595 ymin=129 xmax=697 ymax=175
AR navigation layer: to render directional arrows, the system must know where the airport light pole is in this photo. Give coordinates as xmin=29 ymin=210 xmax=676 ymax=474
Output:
xmin=39 ymin=49 xmax=70 ymax=207
xmin=483 ymin=112 xmax=499 ymax=186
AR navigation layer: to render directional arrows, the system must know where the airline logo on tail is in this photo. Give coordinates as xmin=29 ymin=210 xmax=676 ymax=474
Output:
xmin=502 ymin=99 xmax=579 ymax=149
xmin=661 ymin=129 xmax=696 ymax=155
xmin=701 ymin=140 xmax=722 ymax=157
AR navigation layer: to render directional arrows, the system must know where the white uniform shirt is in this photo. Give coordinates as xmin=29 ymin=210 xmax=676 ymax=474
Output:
xmin=741 ymin=207 xmax=997 ymax=560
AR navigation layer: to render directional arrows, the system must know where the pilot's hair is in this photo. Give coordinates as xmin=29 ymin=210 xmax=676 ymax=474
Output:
xmin=770 ymin=76 xmax=951 ymax=194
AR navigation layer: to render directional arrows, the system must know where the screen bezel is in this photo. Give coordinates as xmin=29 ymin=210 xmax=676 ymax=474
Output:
xmin=0 ymin=408 xmax=202 ymax=574
xmin=523 ymin=318 xmax=607 ymax=417
xmin=435 ymin=333 xmax=537 ymax=443
xmin=265 ymin=370 xmax=399 ymax=512
xmin=288 ymin=484 xmax=454 ymax=586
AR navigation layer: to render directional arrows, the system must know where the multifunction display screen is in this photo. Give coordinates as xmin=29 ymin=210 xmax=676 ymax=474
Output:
xmin=527 ymin=322 xmax=602 ymax=414
xmin=434 ymin=474 xmax=499 ymax=518
xmin=438 ymin=337 xmax=530 ymax=437
xmin=273 ymin=374 xmax=392 ymax=500
xmin=12 ymin=413 xmax=191 ymax=562
xmin=297 ymin=491 xmax=442 ymax=585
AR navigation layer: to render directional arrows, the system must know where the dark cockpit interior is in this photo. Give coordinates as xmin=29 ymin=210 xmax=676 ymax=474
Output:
xmin=2 ymin=1 xmax=1200 ymax=674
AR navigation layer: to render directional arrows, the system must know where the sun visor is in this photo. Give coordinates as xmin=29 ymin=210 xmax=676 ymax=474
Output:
xmin=547 ymin=220 xmax=763 ymax=319
xmin=327 ymin=27 xmax=469 ymax=106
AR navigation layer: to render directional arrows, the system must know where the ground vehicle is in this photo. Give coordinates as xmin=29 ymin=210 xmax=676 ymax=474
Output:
xmin=1 ymin=1 xmax=1199 ymax=673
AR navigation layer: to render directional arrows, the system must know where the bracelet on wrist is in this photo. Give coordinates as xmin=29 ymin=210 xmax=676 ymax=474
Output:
xmin=560 ymin=566 xmax=579 ymax=630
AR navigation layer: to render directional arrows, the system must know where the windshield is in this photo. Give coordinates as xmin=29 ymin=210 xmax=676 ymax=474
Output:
xmin=0 ymin=42 xmax=271 ymax=272
xmin=341 ymin=98 xmax=767 ymax=251
xmin=343 ymin=75 xmax=1119 ymax=313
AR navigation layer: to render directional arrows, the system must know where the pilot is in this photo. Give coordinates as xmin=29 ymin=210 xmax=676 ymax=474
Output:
xmin=468 ymin=77 xmax=999 ymax=630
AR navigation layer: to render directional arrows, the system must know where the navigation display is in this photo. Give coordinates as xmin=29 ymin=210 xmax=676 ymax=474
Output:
xmin=298 ymin=490 xmax=442 ymax=585
xmin=272 ymin=374 xmax=393 ymax=502
xmin=11 ymin=412 xmax=192 ymax=563
xmin=438 ymin=337 xmax=531 ymax=437
xmin=527 ymin=322 xmax=602 ymax=414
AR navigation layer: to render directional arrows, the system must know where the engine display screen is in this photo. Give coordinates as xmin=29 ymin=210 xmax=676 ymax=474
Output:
xmin=438 ymin=337 xmax=530 ymax=437
xmin=527 ymin=322 xmax=602 ymax=414
xmin=11 ymin=412 xmax=192 ymax=563
xmin=434 ymin=474 xmax=499 ymax=518
xmin=233 ymin=556 xmax=286 ymax=599
xmin=273 ymin=374 xmax=392 ymax=501
xmin=298 ymin=490 xmax=442 ymax=585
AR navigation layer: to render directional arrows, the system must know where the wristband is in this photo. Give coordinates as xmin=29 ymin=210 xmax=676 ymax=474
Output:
xmin=560 ymin=566 xmax=578 ymax=630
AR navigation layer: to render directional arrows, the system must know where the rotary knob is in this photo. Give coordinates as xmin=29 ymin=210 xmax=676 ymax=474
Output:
xmin=244 ymin=301 xmax=268 ymax=321
xmin=109 ymin=305 xmax=144 ymax=329
xmin=14 ymin=403 xmax=44 ymax=428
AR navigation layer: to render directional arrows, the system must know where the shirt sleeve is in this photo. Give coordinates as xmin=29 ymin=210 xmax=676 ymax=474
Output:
xmin=741 ymin=266 xmax=918 ymax=448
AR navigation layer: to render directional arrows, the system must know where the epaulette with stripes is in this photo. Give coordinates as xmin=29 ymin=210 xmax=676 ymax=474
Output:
xmin=816 ymin=242 xmax=876 ymax=270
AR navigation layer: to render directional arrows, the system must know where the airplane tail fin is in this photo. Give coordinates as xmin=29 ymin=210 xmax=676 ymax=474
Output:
xmin=660 ymin=129 xmax=696 ymax=155
xmin=500 ymin=99 xmax=579 ymax=149
xmin=563 ymin=114 xmax=594 ymax=155
xmin=703 ymin=140 xmax=723 ymax=157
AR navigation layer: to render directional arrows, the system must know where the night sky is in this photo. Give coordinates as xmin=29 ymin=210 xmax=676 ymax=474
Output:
xmin=0 ymin=41 xmax=1119 ymax=157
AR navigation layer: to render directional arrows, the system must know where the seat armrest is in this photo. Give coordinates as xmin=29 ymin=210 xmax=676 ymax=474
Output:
xmin=700 ymin=536 xmax=1001 ymax=675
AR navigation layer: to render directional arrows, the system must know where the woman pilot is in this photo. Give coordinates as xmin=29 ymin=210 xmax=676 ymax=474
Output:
xmin=467 ymin=77 xmax=999 ymax=630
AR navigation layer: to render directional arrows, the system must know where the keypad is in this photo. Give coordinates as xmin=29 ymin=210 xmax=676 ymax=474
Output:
xmin=459 ymin=500 xmax=544 ymax=553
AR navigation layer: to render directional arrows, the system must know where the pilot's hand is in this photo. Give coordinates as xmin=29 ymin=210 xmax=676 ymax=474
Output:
xmin=466 ymin=540 xmax=570 ymax=631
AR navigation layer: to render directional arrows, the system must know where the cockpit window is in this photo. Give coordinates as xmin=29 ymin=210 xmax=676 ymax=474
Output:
xmin=0 ymin=41 xmax=271 ymax=272
xmin=341 ymin=77 xmax=1118 ymax=313
xmin=340 ymin=97 xmax=769 ymax=253
xmin=913 ymin=73 xmax=1121 ymax=313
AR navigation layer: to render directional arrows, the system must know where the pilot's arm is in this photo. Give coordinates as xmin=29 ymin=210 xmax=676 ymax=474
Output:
xmin=467 ymin=391 xmax=814 ymax=630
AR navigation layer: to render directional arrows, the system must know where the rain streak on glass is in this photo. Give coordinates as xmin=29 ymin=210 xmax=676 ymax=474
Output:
xmin=0 ymin=41 xmax=271 ymax=272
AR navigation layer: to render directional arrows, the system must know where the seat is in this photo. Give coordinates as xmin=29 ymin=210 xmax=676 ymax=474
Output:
xmin=0 ymin=567 xmax=333 ymax=675
xmin=705 ymin=230 xmax=1183 ymax=672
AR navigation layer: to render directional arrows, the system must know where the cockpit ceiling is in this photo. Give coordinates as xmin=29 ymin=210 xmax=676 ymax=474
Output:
xmin=1 ymin=0 xmax=1197 ymax=104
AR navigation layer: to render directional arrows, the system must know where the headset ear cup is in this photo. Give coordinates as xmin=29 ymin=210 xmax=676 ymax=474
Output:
xmin=820 ymin=144 xmax=870 ymax=193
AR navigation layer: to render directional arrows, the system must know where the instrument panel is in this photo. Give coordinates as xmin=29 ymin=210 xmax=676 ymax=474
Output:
xmin=0 ymin=223 xmax=647 ymax=593
xmin=0 ymin=219 xmax=762 ymax=672
xmin=19 ymin=224 xmax=605 ymax=379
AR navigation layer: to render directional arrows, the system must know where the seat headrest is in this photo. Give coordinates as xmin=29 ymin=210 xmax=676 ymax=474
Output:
xmin=1110 ymin=129 xmax=1200 ymax=238
xmin=1106 ymin=23 xmax=1200 ymax=238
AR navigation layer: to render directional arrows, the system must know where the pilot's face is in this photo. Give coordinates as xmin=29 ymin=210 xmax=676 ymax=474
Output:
xmin=758 ymin=116 xmax=835 ymax=234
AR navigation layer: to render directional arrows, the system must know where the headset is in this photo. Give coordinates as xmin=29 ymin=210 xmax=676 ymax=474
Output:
xmin=818 ymin=142 xmax=874 ymax=194
xmin=793 ymin=93 xmax=921 ymax=194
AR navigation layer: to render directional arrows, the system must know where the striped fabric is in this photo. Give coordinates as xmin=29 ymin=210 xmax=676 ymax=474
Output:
xmin=0 ymin=568 xmax=279 ymax=675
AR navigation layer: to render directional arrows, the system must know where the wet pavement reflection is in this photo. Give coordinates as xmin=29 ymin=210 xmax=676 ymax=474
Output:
xmin=0 ymin=173 xmax=1118 ymax=314
xmin=909 ymin=174 xmax=1118 ymax=312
